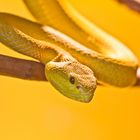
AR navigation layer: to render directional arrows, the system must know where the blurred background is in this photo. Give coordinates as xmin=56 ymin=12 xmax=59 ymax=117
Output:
xmin=0 ymin=0 xmax=140 ymax=140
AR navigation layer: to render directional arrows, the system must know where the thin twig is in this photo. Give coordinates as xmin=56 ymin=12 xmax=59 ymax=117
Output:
xmin=0 ymin=54 xmax=46 ymax=81
xmin=117 ymin=0 xmax=140 ymax=13
xmin=135 ymin=67 xmax=140 ymax=86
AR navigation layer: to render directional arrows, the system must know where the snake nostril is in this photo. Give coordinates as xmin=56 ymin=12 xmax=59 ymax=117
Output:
xmin=76 ymin=85 xmax=81 ymax=89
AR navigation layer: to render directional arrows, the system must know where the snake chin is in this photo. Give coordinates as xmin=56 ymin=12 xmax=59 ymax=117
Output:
xmin=45 ymin=60 xmax=97 ymax=103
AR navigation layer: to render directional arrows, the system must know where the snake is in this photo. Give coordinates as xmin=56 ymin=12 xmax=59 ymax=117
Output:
xmin=0 ymin=0 xmax=138 ymax=103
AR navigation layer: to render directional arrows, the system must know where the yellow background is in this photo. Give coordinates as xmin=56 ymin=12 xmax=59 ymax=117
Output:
xmin=0 ymin=0 xmax=140 ymax=140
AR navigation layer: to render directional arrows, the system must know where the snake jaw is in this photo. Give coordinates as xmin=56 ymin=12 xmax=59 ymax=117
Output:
xmin=45 ymin=60 xmax=96 ymax=103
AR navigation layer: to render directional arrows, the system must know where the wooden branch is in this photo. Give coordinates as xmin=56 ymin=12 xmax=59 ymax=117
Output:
xmin=117 ymin=0 xmax=140 ymax=13
xmin=135 ymin=67 xmax=140 ymax=86
xmin=0 ymin=54 xmax=46 ymax=81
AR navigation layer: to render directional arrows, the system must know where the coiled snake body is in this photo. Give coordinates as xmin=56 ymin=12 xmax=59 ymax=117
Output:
xmin=0 ymin=0 xmax=138 ymax=102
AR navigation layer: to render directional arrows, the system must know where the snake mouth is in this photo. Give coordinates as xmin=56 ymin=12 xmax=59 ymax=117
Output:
xmin=65 ymin=91 xmax=94 ymax=103
xmin=81 ymin=88 xmax=96 ymax=103
xmin=82 ymin=92 xmax=94 ymax=103
xmin=65 ymin=85 xmax=95 ymax=103
xmin=47 ymin=74 xmax=95 ymax=103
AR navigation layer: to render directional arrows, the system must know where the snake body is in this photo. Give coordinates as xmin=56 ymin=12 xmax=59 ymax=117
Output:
xmin=0 ymin=13 xmax=96 ymax=102
xmin=0 ymin=0 xmax=139 ymax=102
xmin=23 ymin=0 xmax=138 ymax=86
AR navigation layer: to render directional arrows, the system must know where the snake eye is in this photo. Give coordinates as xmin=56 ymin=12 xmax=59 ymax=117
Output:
xmin=69 ymin=76 xmax=75 ymax=84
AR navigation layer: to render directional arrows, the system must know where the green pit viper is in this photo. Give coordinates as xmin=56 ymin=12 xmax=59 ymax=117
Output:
xmin=0 ymin=0 xmax=139 ymax=102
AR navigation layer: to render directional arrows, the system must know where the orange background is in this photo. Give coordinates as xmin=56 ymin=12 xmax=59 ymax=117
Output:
xmin=0 ymin=0 xmax=140 ymax=140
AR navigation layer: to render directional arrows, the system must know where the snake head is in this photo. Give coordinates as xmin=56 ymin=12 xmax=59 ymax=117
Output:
xmin=45 ymin=60 xmax=96 ymax=103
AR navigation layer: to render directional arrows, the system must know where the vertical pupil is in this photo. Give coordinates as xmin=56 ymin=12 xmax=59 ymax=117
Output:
xmin=70 ymin=76 xmax=75 ymax=84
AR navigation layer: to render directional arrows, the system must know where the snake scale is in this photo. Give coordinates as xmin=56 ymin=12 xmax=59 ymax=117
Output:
xmin=0 ymin=0 xmax=138 ymax=102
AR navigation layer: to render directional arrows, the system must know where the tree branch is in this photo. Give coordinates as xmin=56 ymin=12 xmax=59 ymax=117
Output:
xmin=117 ymin=0 xmax=140 ymax=13
xmin=0 ymin=54 xmax=46 ymax=81
xmin=135 ymin=67 xmax=140 ymax=86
